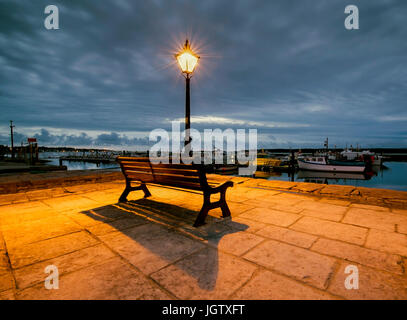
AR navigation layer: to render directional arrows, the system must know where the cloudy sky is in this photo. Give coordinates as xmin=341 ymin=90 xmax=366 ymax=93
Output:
xmin=1 ymin=0 xmax=406 ymax=149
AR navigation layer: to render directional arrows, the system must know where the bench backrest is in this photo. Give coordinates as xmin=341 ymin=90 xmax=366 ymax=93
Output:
xmin=117 ymin=157 xmax=209 ymax=190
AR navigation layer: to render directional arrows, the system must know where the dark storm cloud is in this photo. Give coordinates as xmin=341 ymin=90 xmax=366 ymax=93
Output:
xmin=32 ymin=129 xmax=95 ymax=146
xmin=1 ymin=0 xmax=406 ymax=148
xmin=94 ymin=132 xmax=149 ymax=147
xmin=0 ymin=129 xmax=150 ymax=147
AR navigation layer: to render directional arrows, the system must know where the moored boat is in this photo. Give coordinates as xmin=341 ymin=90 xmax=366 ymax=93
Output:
xmin=256 ymin=151 xmax=282 ymax=168
xmin=298 ymin=156 xmax=366 ymax=173
xmin=340 ymin=150 xmax=382 ymax=166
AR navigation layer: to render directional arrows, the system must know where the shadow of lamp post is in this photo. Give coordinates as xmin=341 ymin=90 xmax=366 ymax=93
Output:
xmin=175 ymin=40 xmax=200 ymax=154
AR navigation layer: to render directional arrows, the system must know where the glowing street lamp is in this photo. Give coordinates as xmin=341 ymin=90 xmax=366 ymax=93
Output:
xmin=175 ymin=40 xmax=200 ymax=75
xmin=175 ymin=40 xmax=200 ymax=149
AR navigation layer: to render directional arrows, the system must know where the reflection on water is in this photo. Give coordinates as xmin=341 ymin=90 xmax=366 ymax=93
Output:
xmin=48 ymin=158 xmax=120 ymax=171
xmin=259 ymin=162 xmax=407 ymax=192
xmin=38 ymin=152 xmax=407 ymax=192
xmin=296 ymin=170 xmax=372 ymax=182
xmin=39 ymin=152 xmax=120 ymax=171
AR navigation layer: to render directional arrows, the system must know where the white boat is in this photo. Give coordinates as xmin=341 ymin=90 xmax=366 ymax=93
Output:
xmin=340 ymin=150 xmax=382 ymax=166
xmin=298 ymin=156 xmax=366 ymax=173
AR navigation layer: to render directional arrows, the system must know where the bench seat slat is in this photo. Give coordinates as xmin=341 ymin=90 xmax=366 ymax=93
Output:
xmin=125 ymin=170 xmax=153 ymax=176
xmin=153 ymin=173 xmax=201 ymax=184
xmin=121 ymin=165 xmax=152 ymax=173
xmin=149 ymin=162 xmax=199 ymax=170
xmin=119 ymin=161 xmax=198 ymax=171
xmin=120 ymin=162 xmax=151 ymax=168
xmin=150 ymin=167 xmax=199 ymax=177
xmin=122 ymin=165 xmax=199 ymax=177
xmin=153 ymin=180 xmax=202 ymax=190
xmin=125 ymin=172 xmax=155 ymax=183
xmin=117 ymin=157 xmax=150 ymax=162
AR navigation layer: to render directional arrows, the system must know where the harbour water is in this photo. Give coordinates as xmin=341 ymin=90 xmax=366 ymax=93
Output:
xmin=257 ymin=162 xmax=407 ymax=192
xmin=39 ymin=152 xmax=407 ymax=192
xmin=39 ymin=152 xmax=120 ymax=171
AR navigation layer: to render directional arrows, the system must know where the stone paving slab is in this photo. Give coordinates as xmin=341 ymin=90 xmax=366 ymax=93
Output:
xmin=0 ymin=252 xmax=14 ymax=292
xmin=350 ymin=203 xmax=390 ymax=212
xmin=392 ymin=208 xmax=407 ymax=216
xmin=267 ymin=192 xmax=311 ymax=204
xmin=42 ymin=195 xmax=101 ymax=213
xmin=0 ymin=231 xmax=5 ymax=252
xmin=0 ymin=176 xmax=406 ymax=300
xmin=86 ymin=216 xmax=149 ymax=236
xmin=290 ymin=216 xmax=368 ymax=245
xmin=205 ymin=230 xmax=265 ymax=256
xmin=13 ymin=244 xmax=116 ymax=290
xmin=25 ymin=188 xmax=66 ymax=201
xmin=0 ymin=200 xmax=51 ymax=218
xmin=2 ymin=215 xmax=83 ymax=247
xmin=233 ymin=270 xmax=339 ymax=300
xmin=399 ymin=223 xmax=407 ymax=235
xmin=243 ymin=199 xmax=305 ymax=214
xmin=0 ymin=193 xmax=29 ymax=205
xmin=243 ymin=240 xmax=337 ymax=290
xmin=227 ymin=216 xmax=269 ymax=234
xmin=365 ymin=229 xmax=407 ymax=256
xmin=327 ymin=262 xmax=407 ymax=300
xmin=256 ymin=224 xmax=318 ymax=249
xmin=319 ymin=185 xmax=356 ymax=197
xmin=98 ymin=223 xmax=205 ymax=275
xmin=311 ymin=238 xmax=404 ymax=275
xmin=292 ymin=183 xmax=325 ymax=194
xmin=0 ymin=290 xmax=15 ymax=300
xmin=0 ymin=207 xmax=57 ymax=227
xmin=344 ymin=207 xmax=407 ymax=233
xmin=7 ymin=231 xmax=99 ymax=269
xmin=293 ymin=200 xmax=348 ymax=221
xmin=17 ymin=257 xmax=171 ymax=300
xmin=150 ymin=247 xmax=258 ymax=299
xmin=239 ymin=207 xmax=301 ymax=227
xmin=319 ymin=198 xmax=351 ymax=206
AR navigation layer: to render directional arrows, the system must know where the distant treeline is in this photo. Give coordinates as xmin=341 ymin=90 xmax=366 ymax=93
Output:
xmin=3 ymin=145 xmax=407 ymax=156
xmin=37 ymin=146 xmax=117 ymax=153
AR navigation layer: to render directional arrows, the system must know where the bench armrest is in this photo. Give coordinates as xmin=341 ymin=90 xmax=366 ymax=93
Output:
xmin=207 ymin=180 xmax=234 ymax=193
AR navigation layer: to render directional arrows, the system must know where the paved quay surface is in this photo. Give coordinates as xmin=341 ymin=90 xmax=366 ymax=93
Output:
xmin=0 ymin=169 xmax=121 ymax=194
xmin=0 ymin=175 xmax=406 ymax=300
xmin=0 ymin=160 xmax=67 ymax=175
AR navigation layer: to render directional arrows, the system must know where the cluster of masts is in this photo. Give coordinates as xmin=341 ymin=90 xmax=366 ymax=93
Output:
xmin=323 ymin=137 xmax=364 ymax=152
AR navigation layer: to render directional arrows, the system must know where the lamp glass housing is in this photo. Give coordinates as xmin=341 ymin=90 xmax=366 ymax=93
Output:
xmin=175 ymin=40 xmax=200 ymax=74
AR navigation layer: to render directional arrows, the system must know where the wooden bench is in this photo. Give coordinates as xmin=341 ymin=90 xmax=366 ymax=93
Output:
xmin=116 ymin=157 xmax=234 ymax=227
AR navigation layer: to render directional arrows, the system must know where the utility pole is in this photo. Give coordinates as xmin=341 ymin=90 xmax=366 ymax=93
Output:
xmin=10 ymin=120 xmax=15 ymax=159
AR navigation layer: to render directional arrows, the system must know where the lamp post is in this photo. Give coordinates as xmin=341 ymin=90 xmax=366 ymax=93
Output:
xmin=10 ymin=120 xmax=15 ymax=159
xmin=175 ymin=40 xmax=200 ymax=150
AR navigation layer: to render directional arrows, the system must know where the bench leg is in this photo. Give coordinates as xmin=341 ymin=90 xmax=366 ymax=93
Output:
xmin=194 ymin=193 xmax=211 ymax=227
xmin=119 ymin=182 xmax=151 ymax=202
xmin=141 ymin=183 xmax=152 ymax=198
xmin=119 ymin=186 xmax=131 ymax=202
xmin=220 ymin=188 xmax=231 ymax=218
xmin=194 ymin=186 xmax=232 ymax=227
